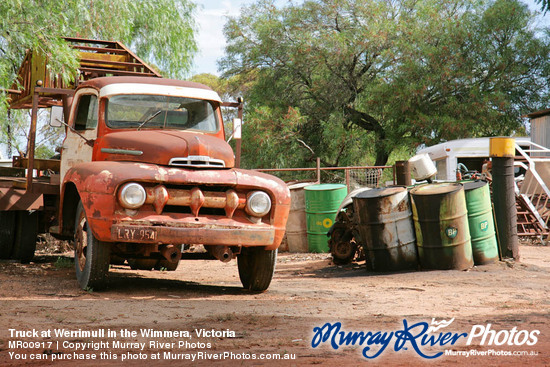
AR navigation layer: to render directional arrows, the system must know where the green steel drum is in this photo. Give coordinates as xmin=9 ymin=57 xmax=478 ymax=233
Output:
xmin=463 ymin=180 xmax=499 ymax=264
xmin=305 ymin=184 xmax=348 ymax=252
xmin=353 ymin=187 xmax=417 ymax=271
xmin=410 ymin=183 xmax=473 ymax=270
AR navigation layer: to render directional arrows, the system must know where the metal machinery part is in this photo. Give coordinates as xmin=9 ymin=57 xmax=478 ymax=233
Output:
xmin=327 ymin=187 xmax=371 ymax=265
xmin=328 ymin=207 xmax=358 ymax=265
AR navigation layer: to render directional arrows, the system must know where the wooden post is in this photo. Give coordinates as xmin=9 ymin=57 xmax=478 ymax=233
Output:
xmin=26 ymin=90 xmax=39 ymax=192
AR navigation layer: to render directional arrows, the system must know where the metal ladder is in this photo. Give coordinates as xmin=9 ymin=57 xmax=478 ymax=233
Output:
xmin=515 ymin=141 xmax=550 ymax=236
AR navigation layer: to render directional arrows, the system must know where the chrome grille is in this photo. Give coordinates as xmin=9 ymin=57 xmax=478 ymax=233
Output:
xmin=169 ymin=155 xmax=225 ymax=168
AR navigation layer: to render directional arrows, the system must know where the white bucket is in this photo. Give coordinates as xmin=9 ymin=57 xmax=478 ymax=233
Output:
xmin=409 ymin=153 xmax=437 ymax=181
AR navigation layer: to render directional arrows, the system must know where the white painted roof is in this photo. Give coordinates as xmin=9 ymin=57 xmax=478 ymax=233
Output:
xmin=99 ymin=83 xmax=222 ymax=102
xmin=419 ymin=137 xmax=531 ymax=160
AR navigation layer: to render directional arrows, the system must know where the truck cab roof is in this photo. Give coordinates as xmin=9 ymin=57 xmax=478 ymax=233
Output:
xmin=79 ymin=77 xmax=222 ymax=102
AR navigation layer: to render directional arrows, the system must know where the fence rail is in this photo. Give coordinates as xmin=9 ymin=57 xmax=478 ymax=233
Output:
xmin=254 ymin=158 xmax=395 ymax=191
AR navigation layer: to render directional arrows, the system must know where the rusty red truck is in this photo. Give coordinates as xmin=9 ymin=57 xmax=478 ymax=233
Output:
xmin=1 ymin=38 xmax=290 ymax=291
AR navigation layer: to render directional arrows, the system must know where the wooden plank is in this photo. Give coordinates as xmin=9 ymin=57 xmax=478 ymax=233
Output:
xmin=71 ymin=45 xmax=128 ymax=54
xmin=64 ymin=37 xmax=119 ymax=46
xmin=0 ymin=167 xmax=25 ymax=177
xmin=13 ymin=157 xmax=61 ymax=172
xmin=80 ymin=58 xmax=148 ymax=68
xmin=0 ymin=186 xmax=43 ymax=211
xmin=79 ymin=67 xmax=157 ymax=77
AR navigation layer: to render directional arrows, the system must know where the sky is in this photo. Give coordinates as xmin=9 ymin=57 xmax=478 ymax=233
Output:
xmin=191 ymin=0 xmax=549 ymax=77
xmin=191 ymin=0 xmax=288 ymax=76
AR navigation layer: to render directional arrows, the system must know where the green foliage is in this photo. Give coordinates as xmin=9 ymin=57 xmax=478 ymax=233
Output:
xmin=221 ymin=0 xmax=550 ymax=167
xmin=241 ymin=105 xmax=308 ymax=169
xmin=54 ymin=257 xmax=73 ymax=269
xmin=0 ymin=0 xmax=197 ymax=157
xmin=0 ymin=0 xmax=197 ymax=86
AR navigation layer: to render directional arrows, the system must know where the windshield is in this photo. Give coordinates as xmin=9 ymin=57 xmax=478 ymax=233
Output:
xmin=106 ymin=95 xmax=219 ymax=132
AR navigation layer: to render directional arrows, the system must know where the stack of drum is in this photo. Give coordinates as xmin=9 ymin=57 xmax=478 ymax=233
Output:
xmin=352 ymin=181 xmax=499 ymax=271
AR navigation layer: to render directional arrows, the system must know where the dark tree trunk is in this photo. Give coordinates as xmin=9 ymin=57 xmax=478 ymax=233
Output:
xmin=374 ymin=145 xmax=390 ymax=167
xmin=344 ymin=106 xmax=390 ymax=166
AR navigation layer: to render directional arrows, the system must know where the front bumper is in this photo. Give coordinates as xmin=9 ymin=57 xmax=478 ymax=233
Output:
xmin=111 ymin=221 xmax=275 ymax=246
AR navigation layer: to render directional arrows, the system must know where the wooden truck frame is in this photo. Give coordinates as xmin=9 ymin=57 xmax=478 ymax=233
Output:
xmin=1 ymin=38 xmax=290 ymax=292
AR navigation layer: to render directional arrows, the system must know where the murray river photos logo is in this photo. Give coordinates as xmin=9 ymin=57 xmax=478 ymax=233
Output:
xmin=311 ymin=318 xmax=540 ymax=359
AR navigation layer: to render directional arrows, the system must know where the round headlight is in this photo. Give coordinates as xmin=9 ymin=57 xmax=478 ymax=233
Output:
xmin=118 ymin=183 xmax=147 ymax=209
xmin=246 ymin=191 xmax=272 ymax=217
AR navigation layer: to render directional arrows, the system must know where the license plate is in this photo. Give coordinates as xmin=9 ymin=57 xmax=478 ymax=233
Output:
xmin=115 ymin=227 xmax=157 ymax=241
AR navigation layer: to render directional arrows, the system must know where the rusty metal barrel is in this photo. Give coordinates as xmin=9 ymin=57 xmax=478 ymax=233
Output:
xmin=395 ymin=161 xmax=412 ymax=186
xmin=463 ymin=180 xmax=499 ymax=264
xmin=284 ymin=182 xmax=315 ymax=252
xmin=410 ymin=183 xmax=473 ymax=270
xmin=353 ymin=187 xmax=417 ymax=271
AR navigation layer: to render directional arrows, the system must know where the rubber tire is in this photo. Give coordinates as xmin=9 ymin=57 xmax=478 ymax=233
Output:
xmin=237 ymin=247 xmax=277 ymax=292
xmin=74 ymin=201 xmax=110 ymax=290
xmin=12 ymin=211 xmax=38 ymax=263
xmin=329 ymin=227 xmax=356 ymax=265
xmin=0 ymin=211 xmax=16 ymax=259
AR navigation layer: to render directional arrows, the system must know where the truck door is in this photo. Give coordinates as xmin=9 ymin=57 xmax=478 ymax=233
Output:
xmin=60 ymin=89 xmax=99 ymax=182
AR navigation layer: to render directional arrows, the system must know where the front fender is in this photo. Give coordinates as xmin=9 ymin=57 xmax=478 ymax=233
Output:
xmin=60 ymin=161 xmax=290 ymax=249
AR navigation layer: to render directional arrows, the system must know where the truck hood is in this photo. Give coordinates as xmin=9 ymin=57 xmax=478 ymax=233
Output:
xmin=95 ymin=130 xmax=235 ymax=168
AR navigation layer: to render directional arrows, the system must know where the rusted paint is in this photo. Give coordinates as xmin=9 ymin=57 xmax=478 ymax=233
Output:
xmin=410 ymin=183 xmax=473 ymax=270
xmin=225 ymin=190 xmax=240 ymax=218
xmin=160 ymin=244 xmax=182 ymax=263
xmin=94 ymin=130 xmax=235 ymax=168
xmin=152 ymin=185 xmax=169 ymax=214
xmin=353 ymin=187 xmax=417 ymax=271
xmin=207 ymin=245 xmax=234 ymax=262
xmin=111 ymin=223 xmax=274 ymax=246
xmin=394 ymin=161 xmax=412 ymax=186
xmin=61 ymin=161 xmax=290 ymax=250
xmin=145 ymin=186 xmax=246 ymax=212
xmin=190 ymin=187 xmax=205 ymax=217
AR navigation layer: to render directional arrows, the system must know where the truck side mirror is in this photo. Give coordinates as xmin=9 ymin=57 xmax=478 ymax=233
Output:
xmin=227 ymin=118 xmax=242 ymax=143
xmin=233 ymin=118 xmax=242 ymax=139
xmin=49 ymin=106 xmax=64 ymax=128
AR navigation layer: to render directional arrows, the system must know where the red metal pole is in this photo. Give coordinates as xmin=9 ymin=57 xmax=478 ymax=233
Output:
xmin=316 ymin=158 xmax=321 ymax=183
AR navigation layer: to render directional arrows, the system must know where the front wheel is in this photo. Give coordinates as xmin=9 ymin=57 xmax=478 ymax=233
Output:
xmin=74 ymin=201 xmax=110 ymax=290
xmin=237 ymin=247 xmax=277 ymax=292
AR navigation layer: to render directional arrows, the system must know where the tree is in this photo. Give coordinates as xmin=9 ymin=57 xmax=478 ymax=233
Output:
xmin=535 ymin=0 xmax=550 ymax=12
xmin=221 ymin=0 xmax=550 ymax=167
xmin=0 ymin=0 xmax=197 ymax=157
xmin=0 ymin=0 xmax=196 ymax=85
